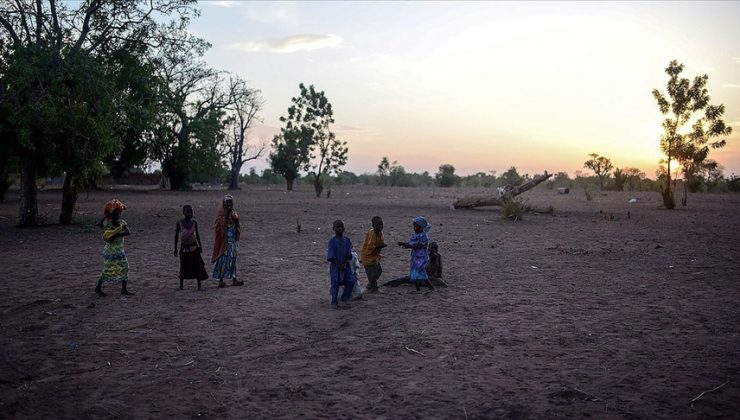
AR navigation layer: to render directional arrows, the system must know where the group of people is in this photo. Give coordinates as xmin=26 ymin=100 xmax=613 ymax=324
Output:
xmin=94 ymin=195 xmax=445 ymax=310
xmin=327 ymin=215 xmax=445 ymax=309
xmin=95 ymin=195 xmax=242 ymax=296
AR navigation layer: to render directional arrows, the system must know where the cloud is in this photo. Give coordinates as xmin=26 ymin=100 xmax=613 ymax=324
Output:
xmin=733 ymin=57 xmax=740 ymax=63
xmin=721 ymin=84 xmax=740 ymax=88
xmin=228 ymin=34 xmax=343 ymax=53
xmin=244 ymin=4 xmax=297 ymax=25
xmin=206 ymin=1 xmax=240 ymax=7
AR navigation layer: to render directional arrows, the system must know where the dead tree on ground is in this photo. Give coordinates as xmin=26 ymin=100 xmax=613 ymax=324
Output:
xmin=452 ymin=172 xmax=552 ymax=209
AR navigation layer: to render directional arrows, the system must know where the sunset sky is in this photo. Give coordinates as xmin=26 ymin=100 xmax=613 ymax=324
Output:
xmin=191 ymin=1 xmax=740 ymax=178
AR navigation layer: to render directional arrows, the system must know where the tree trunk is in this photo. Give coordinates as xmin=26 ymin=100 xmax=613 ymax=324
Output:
xmin=452 ymin=172 xmax=552 ymax=209
xmin=228 ymin=164 xmax=242 ymax=190
xmin=286 ymin=176 xmax=295 ymax=191
xmin=681 ymin=178 xmax=688 ymax=206
xmin=0 ymin=166 xmax=11 ymax=203
xmin=59 ymin=172 xmax=77 ymax=225
xmin=170 ymin=132 xmax=191 ymax=190
xmin=169 ymin=170 xmax=190 ymax=191
xmin=314 ymin=177 xmax=323 ymax=198
xmin=18 ymin=156 xmax=39 ymax=227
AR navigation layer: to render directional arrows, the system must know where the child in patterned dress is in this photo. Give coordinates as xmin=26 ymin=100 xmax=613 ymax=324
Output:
xmin=95 ymin=199 xmax=133 ymax=297
xmin=397 ymin=216 xmax=434 ymax=291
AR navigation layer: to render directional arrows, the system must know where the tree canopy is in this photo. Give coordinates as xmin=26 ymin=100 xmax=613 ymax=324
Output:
xmin=652 ymin=59 xmax=732 ymax=208
xmin=270 ymin=83 xmax=347 ymax=196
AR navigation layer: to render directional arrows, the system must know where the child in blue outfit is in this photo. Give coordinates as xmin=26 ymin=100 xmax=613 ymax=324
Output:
xmin=397 ymin=216 xmax=434 ymax=291
xmin=327 ymin=220 xmax=356 ymax=309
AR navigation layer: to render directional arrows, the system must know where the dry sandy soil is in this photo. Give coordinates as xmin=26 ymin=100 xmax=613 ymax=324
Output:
xmin=0 ymin=185 xmax=738 ymax=419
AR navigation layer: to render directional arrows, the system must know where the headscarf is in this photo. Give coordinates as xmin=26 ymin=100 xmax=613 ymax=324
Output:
xmin=103 ymin=199 xmax=126 ymax=218
xmin=413 ymin=216 xmax=431 ymax=234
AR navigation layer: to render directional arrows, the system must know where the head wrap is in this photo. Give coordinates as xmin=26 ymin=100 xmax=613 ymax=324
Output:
xmin=413 ymin=216 xmax=431 ymax=233
xmin=103 ymin=199 xmax=126 ymax=218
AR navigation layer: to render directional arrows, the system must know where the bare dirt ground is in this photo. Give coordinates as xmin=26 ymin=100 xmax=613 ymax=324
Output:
xmin=0 ymin=185 xmax=738 ymax=419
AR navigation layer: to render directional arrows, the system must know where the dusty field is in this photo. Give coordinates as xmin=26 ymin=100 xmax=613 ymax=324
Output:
xmin=0 ymin=185 xmax=738 ymax=419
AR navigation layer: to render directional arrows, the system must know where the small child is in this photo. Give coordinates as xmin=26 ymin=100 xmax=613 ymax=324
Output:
xmin=95 ymin=199 xmax=133 ymax=297
xmin=212 ymin=194 xmax=243 ymax=287
xmin=427 ymin=241 xmax=448 ymax=287
xmin=327 ymin=220 xmax=356 ymax=309
xmin=397 ymin=216 xmax=434 ymax=291
xmin=360 ymin=216 xmax=387 ymax=292
xmin=174 ymin=204 xmax=209 ymax=290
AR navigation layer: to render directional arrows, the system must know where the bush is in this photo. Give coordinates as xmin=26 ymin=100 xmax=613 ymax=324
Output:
xmin=501 ymin=198 xmax=526 ymax=221
xmin=727 ymin=175 xmax=740 ymax=192
xmin=583 ymin=186 xmax=593 ymax=201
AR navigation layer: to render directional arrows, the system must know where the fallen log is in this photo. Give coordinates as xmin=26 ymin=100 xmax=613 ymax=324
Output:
xmin=452 ymin=171 xmax=552 ymax=209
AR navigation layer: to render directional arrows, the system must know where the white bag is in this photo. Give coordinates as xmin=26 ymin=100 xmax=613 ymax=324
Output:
xmin=351 ymin=251 xmax=365 ymax=299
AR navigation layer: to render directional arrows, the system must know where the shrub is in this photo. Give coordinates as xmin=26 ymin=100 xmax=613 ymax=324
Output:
xmin=501 ymin=198 xmax=526 ymax=221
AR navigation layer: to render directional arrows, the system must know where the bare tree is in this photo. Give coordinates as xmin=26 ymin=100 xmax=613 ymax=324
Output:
xmin=221 ymin=76 xmax=265 ymax=190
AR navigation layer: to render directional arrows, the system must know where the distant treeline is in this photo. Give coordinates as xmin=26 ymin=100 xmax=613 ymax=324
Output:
xmin=234 ymin=165 xmax=740 ymax=193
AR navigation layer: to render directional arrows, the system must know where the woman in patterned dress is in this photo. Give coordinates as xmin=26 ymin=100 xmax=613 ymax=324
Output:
xmin=95 ymin=199 xmax=133 ymax=297
xmin=211 ymin=195 xmax=243 ymax=287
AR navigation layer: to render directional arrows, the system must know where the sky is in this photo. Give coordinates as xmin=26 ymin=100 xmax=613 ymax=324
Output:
xmin=189 ymin=1 xmax=740 ymax=178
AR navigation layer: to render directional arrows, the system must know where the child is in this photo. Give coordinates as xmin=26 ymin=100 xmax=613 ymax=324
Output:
xmin=95 ymin=199 xmax=133 ymax=297
xmin=397 ymin=216 xmax=434 ymax=291
xmin=212 ymin=194 xmax=243 ymax=287
xmin=327 ymin=220 xmax=356 ymax=309
xmin=427 ymin=241 xmax=448 ymax=287
xmin=360 ymin=216 xmax=387 ymax=292
xmin=174 ymin=204 xmax=209 ymax=290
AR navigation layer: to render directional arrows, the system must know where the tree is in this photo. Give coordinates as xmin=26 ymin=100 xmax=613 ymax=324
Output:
xmin=377 ymin=156 xmax=390 ymax=186
xmin=293 ymin=84 xmax=348 ymax=197
xmin=551 ymin=171 xmax=571 ymax=187
xmin=221 ymin=76 xmax=265 ymax=190
xmin=675 ymin=102 xmax=732 ymax=205
xmin=50 ymin=53 xmax=118 ymax=224
xmin=272 ymin=84 xmax=347 ymax=196
xmin=500 ymin=166 xmax=525 ymax=187
xmin=652 ymin=60 xmax=731 ymax=208
xmin=150 ymin=42 xmax=233 ymax=190
xmin=622 ymin=167 xmax=645 ymax=191
xmin=435 ymin=164 xmax=460 ymax=187
xmin=0 ymin=0 xmax=201 ymax=225
xmin=612 ymin=168 xmax=626 ymax=191
xmin=269 ymin=126 xmax=312 ymax=191
xmin=104 ymin=45 xmax=162 ymax=181
xmin=699 ymin=160 xmax=724 ymax=192
xmin=389 ymin=161 xmax=411 ymax=187
xmin=583 ymin=153 xmax=613 ymax=190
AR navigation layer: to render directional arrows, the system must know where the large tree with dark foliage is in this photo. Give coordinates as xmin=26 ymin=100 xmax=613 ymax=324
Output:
xmin=0 ymin=0 xmax=201 ymax=225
